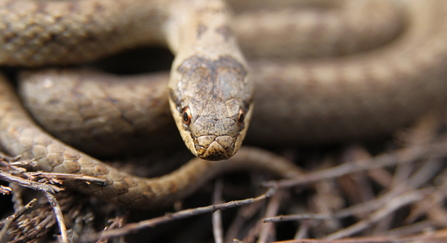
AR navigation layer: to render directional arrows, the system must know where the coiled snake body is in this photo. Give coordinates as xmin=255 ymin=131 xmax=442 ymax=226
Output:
xmin=1 ymin=0 xmax=447 ymax=208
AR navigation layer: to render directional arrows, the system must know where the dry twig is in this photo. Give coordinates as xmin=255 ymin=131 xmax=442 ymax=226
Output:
xmin=213 ymin=179 xmax=224 ymax=243
xmin=84 ymin=188 xmax=278 ymax=241
xmin=0 ymin=198 xmax=36 ymax=242
xmin=264 ymin=138 xmax=447 ymax=189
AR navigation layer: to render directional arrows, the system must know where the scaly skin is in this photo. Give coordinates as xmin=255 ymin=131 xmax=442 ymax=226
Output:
xmin=18 ymin=0 xmax=447 ymax=146
xmin=1 ymin=0 xmax=447 ymax=209
xmin=0 ymin=0 xmax=253 ymax=160
xmin=0 ymin=76 xmax=299 ymax=208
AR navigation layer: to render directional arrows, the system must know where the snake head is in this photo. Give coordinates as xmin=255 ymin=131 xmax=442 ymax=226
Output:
xmin=169 ymin=55 xmax=253 ymax=161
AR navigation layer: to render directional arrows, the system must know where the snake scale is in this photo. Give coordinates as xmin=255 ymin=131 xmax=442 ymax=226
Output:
xmin=1 ymin=0 xmax=447 ymax=208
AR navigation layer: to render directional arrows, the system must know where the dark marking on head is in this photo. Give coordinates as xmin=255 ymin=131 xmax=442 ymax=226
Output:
xmin=215 ymin=26 xmax=233 ymax=41
xmin=49 ymin=34 xmax=59 ymax=42
xmin=174 ymin=55 xmax=249 ymax=132
xmin=176 ymin=56 xmax=247 ymax=105
xmin=93 ymin=2 xmax=105 ymax=12
xmin=105 ymin=97 xmax=120 ymax=104
xmin=177 ymin=55 xmax=246 ymax=76
xmin=197 ymin=24 xmax=208 ymax=39
xmin=169 ymin=89 xmax=183 ymax=112
xmin=198 ymin=6 xmax=226 ymax=15
xmin=67 ymin=2 xmax=80 ymax=13
xmin=35 ymin=2 xmax=48 ymax=14
xmin=4 ymin=1 xmax=14 ymax=9
xmin=204 ymin=151 xmax=226 ymax=161
xmin=2 ymin=31 xmax=17 ymax=44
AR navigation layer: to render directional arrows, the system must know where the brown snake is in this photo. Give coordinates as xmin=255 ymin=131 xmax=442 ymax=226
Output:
xmin=1 ymin=0 xmax=447 ymax=208
xmin=0 ymin=0 xmax=253 ymax=161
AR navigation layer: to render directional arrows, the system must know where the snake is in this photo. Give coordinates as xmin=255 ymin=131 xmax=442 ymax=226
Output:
xmin=0 ymin=0 xmax=253 ymax=161
xmin=1 ymin=0 xmax=447 ymax=208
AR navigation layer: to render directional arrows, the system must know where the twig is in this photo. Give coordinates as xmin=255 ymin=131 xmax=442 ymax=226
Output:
xmin=84 ymin=188 xmax=277 ymax=241
xmin=264 ymin=214 xmax=333 ymax=223
xmin=42 ymin=191 xmax=69 ymax=243
xmin=0 ymin=155 xmax=106 ymax=187
xmin=258 ymin=190 xmax=285 ymax=243
xmin=27 ymin=172 xmax=107 ymax=185
xmin=0 ymin=185 xmax=11 ymax=194
xmin=377 ymin=220 xmax=435 ymax=237
xmin=323 ymin=189 xmax=427 ymax=240
xmin=0 ymin=157 xmax=97 ymax=242
xmin=0 ymin=170 xmax=64 ymax=193
xmin=225 ymin=198 xmax=265 ymax=243
xmin=404 ymin=158 xmax=443 ymax=189
xmin=0 ymin=167 xmax=70 ymax=242
xmin=0 ymin=198 xmax=37 ymax=242
xmin=265 ymin=154 xmax=443 ymax=226
xmin=313 ymin=167 xmax=343 ymax=232
xmin=263 ymin=185 xmax=403 ymax=224
xmin=271 ymin=228 xmax=447 ymax=243
xmin=213 ymin=179 xmax=224 ymax=243
xmin=98 ymin=216 xmax=126 ymax=243
xmin=263 ymin=138 xmax=447 ymax=188
xmin=294 ymin=220 xmax=310 ymax=239
xmin=405 ymin=173 xmax=447 ymax=224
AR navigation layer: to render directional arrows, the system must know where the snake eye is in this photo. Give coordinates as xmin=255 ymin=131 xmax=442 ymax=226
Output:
xmin=182 ymin=107 xmax=191 ymax=125
xmin=237 ymin=109 xmax=245 ymax=124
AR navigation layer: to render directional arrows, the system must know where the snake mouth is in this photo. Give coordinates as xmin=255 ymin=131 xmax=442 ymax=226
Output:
xmin=194 ymin=135 xmax=236 ymax=160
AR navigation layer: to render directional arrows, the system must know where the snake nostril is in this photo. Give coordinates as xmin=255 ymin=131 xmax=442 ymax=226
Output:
xmin=237 ymin=109 xmax=245 ymax=124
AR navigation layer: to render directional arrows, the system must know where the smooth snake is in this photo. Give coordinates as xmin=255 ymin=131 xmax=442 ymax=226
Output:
xmin=1 ymin=0 xmax=447 ymax=208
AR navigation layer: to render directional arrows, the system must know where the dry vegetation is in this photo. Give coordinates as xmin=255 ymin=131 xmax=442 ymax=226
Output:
xmin=2 ymin=111 xmax=447 ymax=243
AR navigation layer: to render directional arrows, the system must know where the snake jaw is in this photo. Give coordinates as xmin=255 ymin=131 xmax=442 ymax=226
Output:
xmin=193 ymin=106 xmax=251 ymax=160
xmin=182 ymin=114 xmax=246 ymax=161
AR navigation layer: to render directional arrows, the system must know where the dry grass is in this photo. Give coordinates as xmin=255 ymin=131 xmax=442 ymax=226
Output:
xmin=2 ymin=112 xmax=447 ymax=242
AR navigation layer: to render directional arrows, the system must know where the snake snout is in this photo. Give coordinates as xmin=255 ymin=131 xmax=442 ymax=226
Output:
xmin=195 ymin=135 xmax=235 ymax=160
xmin=191 ymin=116 xmax=241 ymax=160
